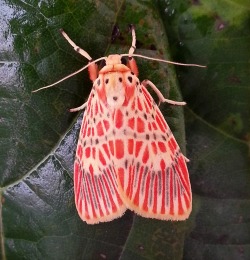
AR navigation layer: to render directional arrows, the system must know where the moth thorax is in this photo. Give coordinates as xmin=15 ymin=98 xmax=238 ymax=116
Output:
xmin=105 ymin=54 xmax=122 ymax=65
xmin=104 ymin=72 xmax=125 ymax=108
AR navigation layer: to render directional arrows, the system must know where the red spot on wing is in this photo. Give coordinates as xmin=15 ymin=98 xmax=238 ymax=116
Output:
xmin=115 ymin=139 xmax=124 ymax=159
xmin=109 ymin=141 xmax=114 ymax=156
xmin=152 ymin=122 xmax=158 ymax=130
xmin=118 ymin=167 xmax=125 ymax=187
xmin=97 ymin=86 xmax=106 ymax=103
xmin=151 ymin=142 xmax=157 ymax=155
xmin=103 ymin=120 xmax=110 ymax=131
xmin=102 ymin=143 xmax=110 ymax=158
xmin=85 ymin=147 xmax=91 ymax=158
xmin=124 ymin=84 xmax=135 ymax=103
xmin=156 ymin=114 xmax=165 ymax=132
xmin=90 ymin=106 xmax=93 ymax=118
xmin=137 ymin=117 xmax=145 ymax=133
xmin=135 ymin=141 xmax=143 ymax=157
xmin=168 ymin=137 xmax=177 ymax=154
xmin=131 ymin=100 xmax=135 ymax=110
xmin=128 ymin=139 xmax=134 ymax=154
xmin=115 ymin=109 xmax=123 ymax=129
xmin=128 ymin=118 xmax=135 ymax=129
xmin=137 ymin=98 xmax=143 ymax=111
xmin=143 ymin=99 xmax=152 ymax=114
xmin=82 ymin=121 xmax=87 ymax=136
xmin=184 ymin=193 xmax=191 ymax=210
xmin=100 ymin=104 xmax=103 ymax=113
xmin=142 ymin=87 xmax=152 ymax=102
xmin=99 ymin=150 xmax=106 ymax=165
xmin=95 ymin=102 xmax=99 ymax=114
xmin=87 ymin=127 xmax=91 ymax=137
xmin=86 ymin=99 xmax=92 ymax=113
xmin=74 ymin=161 xmax=80 ymax=198
xmin=160 ymin=158 xmax=166 ymax=170
xmin=77 ymin=145 xmax=83 ymax=159
xmin=156 ymin=110 xmax=167 ymax=128
xmin=89 ymin=164 xmax=94 ymax=175
xmin=92 ymin=147 xmax=96 ymax=159
xmin=97 ymin=121 xmax=104 ymax=136
xmin=142 ymin=145 xmax=149 ymax=164
xmin=177 ymin=156 xmax=191 ymax=198
xmin=158 ymin=142 xmax=167 ymax=153
xmin=152 ymin=174 xmax=158 ymax=214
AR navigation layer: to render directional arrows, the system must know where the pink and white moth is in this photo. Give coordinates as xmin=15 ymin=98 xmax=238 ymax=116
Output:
xmin=34 ymin=26 xmax=205 ymax=224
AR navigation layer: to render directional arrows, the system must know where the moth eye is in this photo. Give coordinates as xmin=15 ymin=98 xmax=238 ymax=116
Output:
xmin=121 ymin=57 xmax=127 ymax=65
xmin=97 ymin=78 xmax=101 ymax=86
xmin=99 ymin=60 xmax=106 ymax=68
xmin=127 ymin=76 xmax=133 ymax=83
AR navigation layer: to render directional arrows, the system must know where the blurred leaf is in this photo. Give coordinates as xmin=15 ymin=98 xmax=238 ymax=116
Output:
xmin=0 ymin=0 xmax=249 ymax=259
xmin=158 ymin=0 xmax=250 ymax=259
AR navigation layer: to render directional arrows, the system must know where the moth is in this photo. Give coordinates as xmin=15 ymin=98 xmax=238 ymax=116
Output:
xmin=34 ymin=26 xmax=204 ymax=224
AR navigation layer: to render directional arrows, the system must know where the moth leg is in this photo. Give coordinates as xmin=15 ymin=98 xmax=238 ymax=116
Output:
xmin=69 ymin=102 xmax=87 ymax=112
xmin=60 ymin=29 xmax=92 ymax=61
xmin=141 ymin=80 xmax=186 ymax=106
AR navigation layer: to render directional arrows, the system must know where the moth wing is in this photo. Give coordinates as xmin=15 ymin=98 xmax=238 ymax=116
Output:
xmin=74 ymin=91 xmax=126 ymax=224
xmin=116 ymin=85 xmax=192 ymax=220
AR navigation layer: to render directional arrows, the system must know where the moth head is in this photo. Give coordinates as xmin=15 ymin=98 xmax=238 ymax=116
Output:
xmin=105 ymin=54 xmax=122 ymax=66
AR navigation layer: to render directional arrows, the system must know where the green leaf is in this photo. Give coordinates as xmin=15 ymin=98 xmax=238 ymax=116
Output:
xmin=158 ymin=0 xmax=250 ymax=258
xmin=1 ymin=0 xmax=249 ymax=259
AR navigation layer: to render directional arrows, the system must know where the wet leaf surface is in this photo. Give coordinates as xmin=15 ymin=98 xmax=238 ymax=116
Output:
xmin=1 ymin=0 xmax=249 ymax=259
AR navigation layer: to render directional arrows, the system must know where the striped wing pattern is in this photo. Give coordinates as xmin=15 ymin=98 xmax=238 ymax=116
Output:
xmin=74 ymin=89 xmax=126 ymax=224
xmin=114 ymin=84 xmax=192 ymax=220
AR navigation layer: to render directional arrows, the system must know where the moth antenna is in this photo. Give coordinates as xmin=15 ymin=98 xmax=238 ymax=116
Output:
xmin=32 ymin=57 xmax=106 ymax=93
xmin=60 ymin=29 xmax=92 ymax=61
xmin=128 ymin=24 xmax=136 ymax=57
xmin=121 ymin=53 xmax=206 ymax=68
